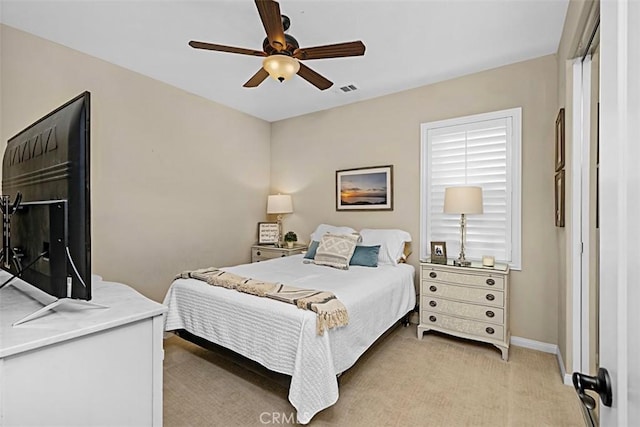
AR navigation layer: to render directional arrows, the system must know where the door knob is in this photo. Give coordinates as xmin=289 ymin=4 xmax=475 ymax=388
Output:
xmin=572 ymin=367 xmax=613 ymax=409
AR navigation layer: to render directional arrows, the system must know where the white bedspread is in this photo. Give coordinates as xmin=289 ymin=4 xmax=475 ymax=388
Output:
xmin=163 ymin=255 xmax=415 ymax=423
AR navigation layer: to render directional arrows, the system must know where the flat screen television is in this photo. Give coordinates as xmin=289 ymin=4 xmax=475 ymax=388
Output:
xmin=1 ymin=92 xmax=92 ymax=315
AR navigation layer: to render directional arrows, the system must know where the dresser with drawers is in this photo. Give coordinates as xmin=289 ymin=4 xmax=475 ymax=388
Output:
xmin=251 ymin=244 xmax=306 ymax=263
xmin=417 ymin=260 xmax=510 ymax=360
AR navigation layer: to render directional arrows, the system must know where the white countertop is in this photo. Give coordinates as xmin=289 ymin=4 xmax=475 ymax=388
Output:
xmin=0 ymin=273 xmax=167 ymax=358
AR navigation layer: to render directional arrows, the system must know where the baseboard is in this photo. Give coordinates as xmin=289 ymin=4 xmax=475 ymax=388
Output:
xmin=555 ymin=347 xmax=573 ymax=386
xmin=510 ymin=336 xmax=557 ymax=353
xmin=510 ymin=336 xmax=573 ymax=386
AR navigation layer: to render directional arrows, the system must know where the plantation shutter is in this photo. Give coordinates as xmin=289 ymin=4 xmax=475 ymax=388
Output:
xmin=426 ymin=117 xmax=512 ymax=262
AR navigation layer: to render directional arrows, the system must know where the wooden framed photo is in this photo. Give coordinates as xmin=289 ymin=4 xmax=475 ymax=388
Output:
xmin=555 ymin=108 xmax=565 ymax=171
xmin=257 ymin=222 xmax=279 ymax=245
xmin=430 ymin=241 xmax=447 ymax=264
xmin=555 ymin=170 xmax=565 ymax=227
xmin=336 ymin=165 xmax=393 ymax=211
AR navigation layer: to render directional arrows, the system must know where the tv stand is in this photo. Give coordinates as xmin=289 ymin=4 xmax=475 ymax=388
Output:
xmin=12 ymin=297 xmax=109 ymax=326
xmin=0 ymin=273 xmax=167 ymax=426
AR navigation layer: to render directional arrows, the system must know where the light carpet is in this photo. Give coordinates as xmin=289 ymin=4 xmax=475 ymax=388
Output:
xmin=163 ymin=325 xmax=583 ymax=426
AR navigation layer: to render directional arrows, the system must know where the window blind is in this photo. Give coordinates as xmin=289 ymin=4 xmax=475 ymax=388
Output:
xmin=426 ymin=117 xmax=512 ymax=262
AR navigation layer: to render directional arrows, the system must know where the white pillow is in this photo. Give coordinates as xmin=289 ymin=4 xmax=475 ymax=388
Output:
xmin=359 ymin=229 xmax=412 ymax=266
xmin=310 ymin=224 xmax=357 ymax=242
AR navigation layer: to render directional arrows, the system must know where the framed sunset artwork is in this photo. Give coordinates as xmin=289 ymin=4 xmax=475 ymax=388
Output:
xmin=336 ymin=165 xmax=393 ymax=211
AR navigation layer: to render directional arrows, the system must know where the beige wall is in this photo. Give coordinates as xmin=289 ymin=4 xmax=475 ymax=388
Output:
xmin=1 ymin=21 xmax=571 ymax=346
xmin=271 ymin=55 xmax=560 ymax=344
xmin=0 ymin=25 xmax=271 ymax=302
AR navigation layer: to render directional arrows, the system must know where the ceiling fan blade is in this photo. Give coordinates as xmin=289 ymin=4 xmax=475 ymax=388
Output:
xmin=255 ymin=0 xmax=286 ymax=51
xmin=297 ymin=63 xmax=333 ymax=90
xmin=293 ymin=41 xmax=365 ymax=60
xmin=189 ymin=41 xmax=266 ymax=57
xmin=243 ymin=68 xmax=270 ymax=88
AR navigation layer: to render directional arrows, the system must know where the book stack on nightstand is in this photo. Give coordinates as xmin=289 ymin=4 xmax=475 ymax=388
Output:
xmin=417 ymin=260 xmax=510 ymax=360
xmin=251 ymin=245 xmax=306 ymax=263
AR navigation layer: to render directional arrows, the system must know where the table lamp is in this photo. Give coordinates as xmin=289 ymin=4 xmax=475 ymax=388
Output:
xmin=444 ymin=186 xmax=483 ymax=266
xmin=267 ymin=194 xmax=293 ymax=247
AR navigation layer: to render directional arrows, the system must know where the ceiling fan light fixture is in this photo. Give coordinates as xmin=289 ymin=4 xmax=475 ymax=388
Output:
xmin=262 ymin=54 xmax=300 ymax=83
xmin=189 ymin=1 xmax=365 ymax=90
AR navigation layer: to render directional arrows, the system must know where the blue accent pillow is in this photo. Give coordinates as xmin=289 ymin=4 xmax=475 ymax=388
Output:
xmin=304 ymin=240 xmax=320 ymax=259
xmin=349 ymin=245 xmax=380 ymax=267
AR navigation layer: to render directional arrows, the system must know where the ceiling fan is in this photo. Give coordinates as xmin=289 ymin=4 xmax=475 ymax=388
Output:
xmin=189 ymin=0 xmax=366 ymax=90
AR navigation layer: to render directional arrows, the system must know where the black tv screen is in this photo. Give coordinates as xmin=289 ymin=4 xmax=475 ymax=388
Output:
xmin=2 ymin=92 xmax=91 ymax=300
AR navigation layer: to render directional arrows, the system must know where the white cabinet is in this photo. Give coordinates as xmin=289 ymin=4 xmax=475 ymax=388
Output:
xmin=0 ymin=275 xmax=166 ymax=426
xmin=251 ymin=245 xmax=306 ymax=263
xmin=417 ymin=261 xmax=510 ymax=360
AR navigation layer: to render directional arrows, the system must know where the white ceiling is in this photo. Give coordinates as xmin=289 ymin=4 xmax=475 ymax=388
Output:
xmin=0 ymin=0 xmax=569 ymax=122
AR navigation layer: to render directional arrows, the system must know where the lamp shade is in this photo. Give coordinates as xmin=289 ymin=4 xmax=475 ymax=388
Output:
xmin=443 ymin=186 xmax=483 ymax=214
xmin=267 ymin=194 xmax=293 ymax=214
xmin=262 ymin=55 xmax=300 ymax=82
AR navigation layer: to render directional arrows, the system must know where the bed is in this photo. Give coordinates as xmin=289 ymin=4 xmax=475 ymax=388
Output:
xmin=163 ymin=227 xmax=416 ymax=424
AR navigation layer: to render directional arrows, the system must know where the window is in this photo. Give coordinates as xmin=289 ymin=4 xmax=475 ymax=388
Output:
xmin=420 ymin=108 xmax=521 ymax=270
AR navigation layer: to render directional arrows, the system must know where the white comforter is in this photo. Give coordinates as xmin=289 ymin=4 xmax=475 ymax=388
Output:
xmin=163 ymin=255 xmax=415 ymax=423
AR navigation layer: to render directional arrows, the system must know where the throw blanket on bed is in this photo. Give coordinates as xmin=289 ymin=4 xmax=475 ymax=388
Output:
xmin=175 ymin=267 xmax=348 ymax=335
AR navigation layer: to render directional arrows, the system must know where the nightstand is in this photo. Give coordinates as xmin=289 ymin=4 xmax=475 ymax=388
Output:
xmin=251 ymin=245 xmax=306 ymax=263
xmin=417 ymin=260 xmax=510 ymax=360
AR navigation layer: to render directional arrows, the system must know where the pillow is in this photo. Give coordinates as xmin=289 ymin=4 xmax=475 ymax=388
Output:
xmin=349 ymin=245 xmax=380 ymax=267
xmin=313 ymin=233 xmax=359 ymax=270
xmin=359 ymin=229 xmax=412 ymax=266
xmin=310 ymin=224 xmax=356 ymax=242
xmin=400 ymin=242 xmax=412 ymax=263
xmin=304 ymin=240 xmax=320 ymax=259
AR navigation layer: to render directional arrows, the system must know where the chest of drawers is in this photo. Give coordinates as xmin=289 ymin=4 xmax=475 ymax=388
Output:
xmin=417 ymin=261 xmax=510 ymax=360
xmin=251 ymin=245 xmax=306 ymax=263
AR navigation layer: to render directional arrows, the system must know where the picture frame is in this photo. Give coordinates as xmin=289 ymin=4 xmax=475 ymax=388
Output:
xmin=257 ymin=222 xmax=279 ymax=245
xmin=555 ymin=108 xmax=565 ymax=171
xmin=596 ymin=102 xmax=600 ymax=228
xmin=430 ymin=241 xmax=447 ymax=264
xmin=336 ymin=165 xmax=393 ymax=211
xmin=555 ymin=170 xmax=565 ymax=227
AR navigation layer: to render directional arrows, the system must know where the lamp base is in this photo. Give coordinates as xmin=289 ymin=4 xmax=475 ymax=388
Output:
xmin=453 ymin=259 xmax=471 ymax=267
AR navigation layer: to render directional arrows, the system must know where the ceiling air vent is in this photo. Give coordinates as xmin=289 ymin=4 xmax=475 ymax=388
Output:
xmin=339 ymin=84 xmax=359 ymax=93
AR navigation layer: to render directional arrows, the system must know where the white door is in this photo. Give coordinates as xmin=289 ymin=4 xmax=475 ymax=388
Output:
xmin=598 ymin=0 xmax=640 ymax=425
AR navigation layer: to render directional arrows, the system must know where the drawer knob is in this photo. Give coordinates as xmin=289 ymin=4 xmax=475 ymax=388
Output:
xmin=486 ymin=310 xmax=495 ymax=318
xmin=486 ymin=278 xmax=495 ymax=286
xmin=486 ymin=327 xmax=495 ymax=335
xmin=429 ymin=285 xmax=437 ymax=292
xmin=256 ymin=251 xmax=261 ymax=256
xmin=429 ymin=315 xmax=437 ymax=322
xmin=486 ymin=294 xmax=495 ymax=301
xmin=429 ymin=300 xmax=437 ymax=307
xmin=429 ymin=272 xmax=437 ymax=279
xmin=281 ymin=254 xmax=286 ymax=257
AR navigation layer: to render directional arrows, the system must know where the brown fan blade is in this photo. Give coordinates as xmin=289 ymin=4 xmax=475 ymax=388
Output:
xmin=189 ymin=41 xmax=266 ymax=57
xmin=293 ymin=41 xmax=365 ymax=60
xmin=297 ymin=63 xmax=333 ymax=90
xmin=243 ymin=68 xmax=270 ymax=88
xmin=189 ymin=40 xmax=267 ymax=56
xmin=255 ymin=0 xmax=286 ymax=51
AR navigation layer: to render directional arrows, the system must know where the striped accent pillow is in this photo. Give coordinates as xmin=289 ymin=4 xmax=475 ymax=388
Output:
xmin=313 ymin=233 xmax=360 ymax=270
